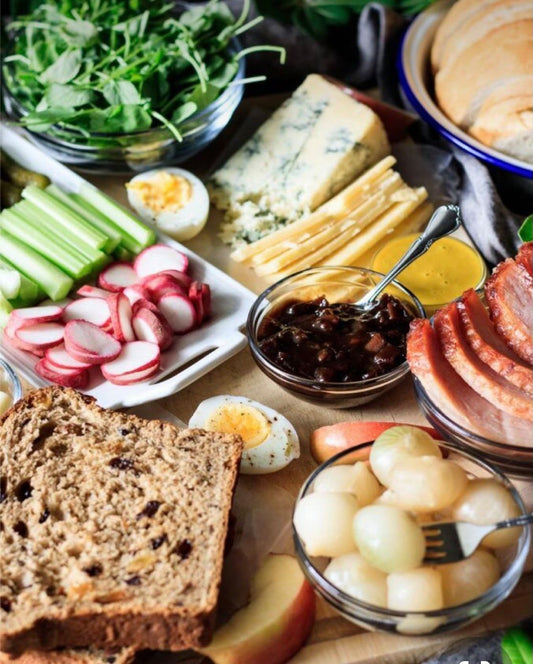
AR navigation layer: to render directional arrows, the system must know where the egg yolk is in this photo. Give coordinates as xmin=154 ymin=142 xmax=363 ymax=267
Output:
xmin=204 ymin=404 xmax=270 ymax=449
xmin=126 ymin=172 xmax=192 ymax=213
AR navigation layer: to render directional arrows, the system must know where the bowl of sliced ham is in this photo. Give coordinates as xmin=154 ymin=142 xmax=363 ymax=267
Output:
xmin=407 ymin=243 xmax=533 ymax=478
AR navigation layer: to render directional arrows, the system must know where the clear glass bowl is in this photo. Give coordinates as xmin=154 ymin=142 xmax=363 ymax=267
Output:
xmin=247 ymin=266 xmax=425 ymax=409
xmin=414 ymin=377 xmax=533 ymax=478
xmin=2 ymin=45 xmax=244 ymax=174
xmin=0 ymin=359 xmax=22 ymax=414
xmin=293 ymin=441 xmax=530 ymax=635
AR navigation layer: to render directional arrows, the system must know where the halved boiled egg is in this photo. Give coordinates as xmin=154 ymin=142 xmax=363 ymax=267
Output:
xmin=188 ymin=395 xmax=300 ymax=475
xmin=126 ymin=167 xmax=209 ymax=242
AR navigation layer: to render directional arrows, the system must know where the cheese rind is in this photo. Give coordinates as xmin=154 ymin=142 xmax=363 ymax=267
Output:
xmin=210 ymin=75 xmax=390 ymax=247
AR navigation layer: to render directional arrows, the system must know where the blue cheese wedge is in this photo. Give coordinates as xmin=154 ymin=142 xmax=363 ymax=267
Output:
xmin=210 ymin=74 xmax=390 ymax=247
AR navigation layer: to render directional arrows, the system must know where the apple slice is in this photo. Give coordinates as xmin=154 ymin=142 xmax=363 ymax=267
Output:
xmin=310 ymin=421 xmax=444 ymax=464
xmin=200 ymin=554 xmax=315 ymax=664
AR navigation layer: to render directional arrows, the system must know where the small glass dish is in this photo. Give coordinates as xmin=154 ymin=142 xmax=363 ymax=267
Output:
xmin=247 ymin=266 xmax=425 ymax=409
xmin=414 ymin=377 xmax=533 ymax=478
xmin=0 ymin=358 xmax=23 ymax=415
xmin=2 ymin=44 xmax=244 ymax=174
xmin=293 ymin=441 xmax=530 ymax=635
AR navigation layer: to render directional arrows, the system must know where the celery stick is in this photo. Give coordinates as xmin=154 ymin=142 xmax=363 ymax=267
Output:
xmin=0 ymin=257 xmax=42 ymax=304
xmin=70 ymin=193 xmax=143 ymax=254
xmin=0 ymin=209 xmax=91 ymax=279
xmin=113 ymin=245 xmax=135 ymax=262
xmin=14 ymin=201 xmax=106 ymax=265
xmin=0 ymin=292 xmax=12 ymax=329
xmin=46 ymin=184 xmax=121 ymax=253
xmin=0 ymin=230 xmax=72 ymax=300
xmin=21 ymin=185 xmax=109 ymax=250
xmin=0 ymin=262 xmax=21 ymax=299
xmin=79 ymin=184 xmax=156 ymax=250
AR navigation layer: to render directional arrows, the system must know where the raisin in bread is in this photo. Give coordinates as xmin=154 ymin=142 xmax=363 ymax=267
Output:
xmin=0 ymin=387 xmax=243 ymax=656
xmin=0 ymin=646 xmax=136 ymax=664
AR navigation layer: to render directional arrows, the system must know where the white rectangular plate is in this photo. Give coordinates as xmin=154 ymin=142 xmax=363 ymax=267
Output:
xmin=0 ymin=124 xmax=256 ymax=408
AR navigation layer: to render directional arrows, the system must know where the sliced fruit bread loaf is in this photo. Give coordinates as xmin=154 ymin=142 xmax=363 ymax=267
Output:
xmin=0 ymin=387 xmax=243 ymax=656
xmin=0 ymin=646 xmax=136 ymax=664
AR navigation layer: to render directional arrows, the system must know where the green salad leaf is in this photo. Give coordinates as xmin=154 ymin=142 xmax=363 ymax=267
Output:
xmin=502 ymin=627 xmax=533 ymax=664
xmin=518 ymin=215 xmax=532 ymax=243
xmin=3 ymin=0 xmax=284 ymax=141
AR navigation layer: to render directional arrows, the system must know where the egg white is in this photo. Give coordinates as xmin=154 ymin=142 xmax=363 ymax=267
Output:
xmin=127 ymin=167 xmax=209 ymax=241
xmin=188 ymin=395 xmax=300 ymax=475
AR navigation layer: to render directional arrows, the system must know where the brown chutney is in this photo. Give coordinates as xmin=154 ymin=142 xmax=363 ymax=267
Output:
xmin=256 ymin=294 xmax=414 ymax=383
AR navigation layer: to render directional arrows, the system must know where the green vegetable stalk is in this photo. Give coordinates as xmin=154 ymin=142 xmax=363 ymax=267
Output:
xmin=3 ymin=0 xmax=284 ymax=142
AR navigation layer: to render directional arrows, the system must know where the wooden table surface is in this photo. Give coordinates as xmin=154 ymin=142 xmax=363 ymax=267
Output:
xmin=82 ymin=163 xmax=533 ymax=664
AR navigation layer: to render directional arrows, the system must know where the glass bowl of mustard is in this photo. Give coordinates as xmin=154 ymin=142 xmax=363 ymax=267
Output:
xmin=372 ymin=234 xmax=487 ymax=316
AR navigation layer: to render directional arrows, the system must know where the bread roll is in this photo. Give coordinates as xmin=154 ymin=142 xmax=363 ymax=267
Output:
xmin=432 ymin=0 xmax=533 ymax=164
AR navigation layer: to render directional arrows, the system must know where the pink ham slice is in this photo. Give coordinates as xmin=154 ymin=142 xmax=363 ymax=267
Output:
xmin=407 ymin=319 xmax=531 ymax=446
xmin=434 ymin=303 xmax=532 ymax=420
xmin=485 ymin=258 xmax=533 ymax=365
xmin=457 ymin=289 xmax=533 ymax=395
xmin=516 ymin=242 xmax=532 ymax=277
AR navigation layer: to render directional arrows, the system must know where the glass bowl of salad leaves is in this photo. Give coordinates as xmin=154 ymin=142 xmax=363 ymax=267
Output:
xmin=2 ymin=1 xmax=280 ymax=173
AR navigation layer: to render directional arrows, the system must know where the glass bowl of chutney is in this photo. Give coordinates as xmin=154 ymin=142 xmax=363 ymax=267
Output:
xmin=247 ymin=266 xmax=425 ymax=408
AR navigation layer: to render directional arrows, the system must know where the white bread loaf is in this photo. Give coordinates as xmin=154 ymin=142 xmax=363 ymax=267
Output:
xmin=432 ymin=0 xmax=533 ymax=164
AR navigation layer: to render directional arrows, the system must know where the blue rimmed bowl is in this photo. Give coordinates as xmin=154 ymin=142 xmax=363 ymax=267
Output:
xmin=398 ymin=0 xmax=533 ymax=194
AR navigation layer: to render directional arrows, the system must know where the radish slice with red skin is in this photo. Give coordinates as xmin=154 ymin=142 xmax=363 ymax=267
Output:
xmin=132 ymin=308 xmax=174 ymax=350
xmin=15 ymin=323 xmax=65 ymax=350
xmin=142 ymin=270 xmax=191 ymax=294
xmin=143 ymin=274 xmax=187 ymax=301
xmin=63 ymin=298 xmax=111 ymax=328
xmin=159 ymin=270 xmax=192 ymax=289
xmin=132 ymin=299 xmax=160 ymax=316
xmin=188 ymin=282 xmax=204 ymax=324
xmin=158 ymin=293 xmax=196 ymax=333
xmin=107 ymin=293 xmax=135 ymax=342
xmin=201 ymin=283 xmax=211 ymax=319
xmin=4 ymin=327 xmax=45 ymax=357
xmin=11 ymin=305 xmax=63 ymax=328
xmin=123 ymin=284 xmax=152 ymax=307
xmin=35 ymin=358 xmax=89 ymax=389
xmin=46 ymin=345 xmax=92 ymax=370
xmin=101 ymin=341 xmax=160 ymax=379
xmin=103 ymin=363 xmax=159 ymax=385
xmin=64 ymin=320 xmax=121 ymax=365
xmin=134 ymin=244 xmax=189 ymax=278
xmin=98 ymin=262 xmax=138 ymax=292
xmin=77 ymin=285 xmax=110 ymax=299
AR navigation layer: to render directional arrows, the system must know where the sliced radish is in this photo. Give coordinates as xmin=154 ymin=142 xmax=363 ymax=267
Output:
xmin=46 ymin=345 xmax=92 ymax=370
xmin=77 ymin=285 xmax=110 ymax=298
xmin=4 ymin=327 xmax=45 ymax=357
xmin=158 ymin=293 xmax=196 ymax=334
xmin=12 ymin=305 xmax=63 ymax=328
xmin=188 ymin=281 xmax=205 ymax=324
xmin=142 ymin=274 xmax=186 ymax=301
xmin=102 ymin=363 xmax=159 ymax=386
xmin=101 ymin=341 xmax=160 ymax=380
xmin=35 ymin=358 xmax=89 ymax=389
xmin=64 ymin=298 xmax=111 ymax=328
xmin=64 ymin=320 xmax=121 ymax=365
xmin=201 ymin=283 xmax=211 ymax=319
xmin=159 ymin=270 xmax=192 ymax=289
xmin=132 ymin=308 xmax=174 ymax=350
xmin=134 ymin=244 xmax=189 ymax=278
xmin=15 ymin=323 xmax=65 ymax=350
xmin=107 ymin=293 xmax=135 ymax=343
xmin=132 ymin=299 xmax=160 ymax=316
xmin=123 ymin=284 xmax=152 ymax=307
xmin=98 ymin=262 xmax=138 ymax=292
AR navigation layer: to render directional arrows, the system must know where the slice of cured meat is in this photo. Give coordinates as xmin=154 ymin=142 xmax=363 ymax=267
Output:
xmin=434 ymin=303 xmax=532 ymax=420
xmin=407 ymin=318 xmax=531 ymax=446
xmin=516 ymin=242 xmax=532 ymax=276
xmin=457 ymin=289 xmax=533 ymax=395
xmin=484 ymin=258 xmax=533 ymax=365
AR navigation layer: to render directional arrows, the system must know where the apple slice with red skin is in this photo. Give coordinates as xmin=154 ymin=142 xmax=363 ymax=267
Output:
xmin=199 ymin=554 xmax=315 ymax=664
xmin=311 ymin=421 xmax=443 ymax=464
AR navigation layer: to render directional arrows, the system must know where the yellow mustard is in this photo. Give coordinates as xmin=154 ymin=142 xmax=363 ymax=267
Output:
xmin=126 ymin=171 xmax=192 ymax=213
xmin=373 ymin=233 xmax=487 ymax=310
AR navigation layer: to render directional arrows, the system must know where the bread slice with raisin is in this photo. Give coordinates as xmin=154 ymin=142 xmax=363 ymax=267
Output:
xmin=0 ymin=646 xmax=136 ymax=664
xmin=0 ymin=386 xmax=243 ymax=656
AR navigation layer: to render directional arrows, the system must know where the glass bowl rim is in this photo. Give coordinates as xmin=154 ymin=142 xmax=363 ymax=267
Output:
xmin=247 ymin=265 xmax=426 ymax=390
xmin=292 ymin=439 xmax=531 ymax=620
xmin=414 ymin=376 xmax=531 ymax=456
xmin=0 ymin=358 xmax=23 ymax=404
